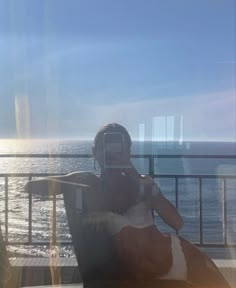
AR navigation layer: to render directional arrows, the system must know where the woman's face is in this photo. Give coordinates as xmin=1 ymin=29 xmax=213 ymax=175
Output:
xmin=93 ymin=133 xmax=131 ymax=171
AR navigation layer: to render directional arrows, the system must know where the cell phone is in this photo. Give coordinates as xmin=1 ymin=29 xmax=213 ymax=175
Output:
xmin=103 ymin=132 xmax=131 ymax=169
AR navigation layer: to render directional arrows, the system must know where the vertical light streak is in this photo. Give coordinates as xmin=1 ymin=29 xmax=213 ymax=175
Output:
xmin=138 ymin=123 xmax=145 ymax=173
xmin=15 ymin=95 xmax=31 ymax=138
xmin=179 ymin=114 xmax=183 ymax=145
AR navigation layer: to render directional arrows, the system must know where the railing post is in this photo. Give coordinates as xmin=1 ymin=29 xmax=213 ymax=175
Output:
xmin=223 ymin=178 xmax=227 ymax=246
xmin=175 ymin=176 xmax=179 ymax=209
xmin=28 ymin=176 xmax=32 ymax=244
xmin=4 ymin=176 xmax=8 ymax=243
xmin=148 ymin=155 xmax=154 ymax=177
xmin=52 ymin=191 xmax=57 ymax=245
xmin=199 ymin=177 xmax=203 ymax=245
xmin=175 ymin=176 xmax=179 ymax=235
xmin=148 ymin=155 xmax=155 ymax=218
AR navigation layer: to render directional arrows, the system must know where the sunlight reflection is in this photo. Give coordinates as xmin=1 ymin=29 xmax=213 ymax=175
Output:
xmin=15 ymin=94 xmax=31 ymax=138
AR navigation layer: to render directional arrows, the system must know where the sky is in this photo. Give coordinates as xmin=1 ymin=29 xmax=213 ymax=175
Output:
xmin=0 ymin=0 xmax=235 ymax=141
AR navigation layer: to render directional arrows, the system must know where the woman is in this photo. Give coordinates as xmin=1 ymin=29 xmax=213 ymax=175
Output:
xmin=26 ymin=123 xmax=183 ymax=227
xmin=83 ymin=123 xmax=229 ymax=287
xmin=26 ymin=123 xmax=229 ymax=287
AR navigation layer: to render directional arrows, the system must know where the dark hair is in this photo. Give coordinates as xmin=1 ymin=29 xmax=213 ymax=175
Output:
xmin=94 ymin=123 xmax=132 ymax=151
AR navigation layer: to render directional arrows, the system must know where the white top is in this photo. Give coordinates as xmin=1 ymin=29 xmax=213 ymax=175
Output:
xmin=84 ymin=202 xmax=154 ymax=235
xmin=160 ymin=235 xmax=187 ymax=280
xmin=84 ymin=202 xmax=188 ymax=281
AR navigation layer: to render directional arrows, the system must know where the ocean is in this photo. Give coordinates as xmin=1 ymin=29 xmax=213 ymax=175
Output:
xmin=0 ymin=139 xmax=236 ymax=258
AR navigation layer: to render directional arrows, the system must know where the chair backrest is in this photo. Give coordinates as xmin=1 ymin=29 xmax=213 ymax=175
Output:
xmin=62 ymin=184 xmax=120 ymax=283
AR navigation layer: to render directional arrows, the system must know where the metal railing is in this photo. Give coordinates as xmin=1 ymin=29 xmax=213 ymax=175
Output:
xmin=0 ymin=153 xmax=236 ymax=248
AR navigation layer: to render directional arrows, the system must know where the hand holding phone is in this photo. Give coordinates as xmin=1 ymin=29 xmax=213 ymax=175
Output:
xmin=103 ymin=132 xmax=132 ymax=169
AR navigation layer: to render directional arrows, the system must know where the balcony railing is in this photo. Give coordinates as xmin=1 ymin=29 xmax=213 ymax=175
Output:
xmin=0 ymin=153 xmax=236 ymax=249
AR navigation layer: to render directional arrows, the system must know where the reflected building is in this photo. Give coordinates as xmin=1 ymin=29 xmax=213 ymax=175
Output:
xmin=151 ymin=115 xmax=185 ymax=175
xmin=152 ymin=115 xmax=184 ymax=153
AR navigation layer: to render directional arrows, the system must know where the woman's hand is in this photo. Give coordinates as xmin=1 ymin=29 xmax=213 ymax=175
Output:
xmin=25 ymin=179 xmax=54 ymax=199
xmin=152 ymin=191 xmax=184 ymax=231
xmin=136 ymin=175 xmax=184 ymax=231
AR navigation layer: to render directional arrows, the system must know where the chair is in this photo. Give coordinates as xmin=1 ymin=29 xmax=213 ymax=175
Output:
xmin=61 ymin=184 xmax=120 ymax=283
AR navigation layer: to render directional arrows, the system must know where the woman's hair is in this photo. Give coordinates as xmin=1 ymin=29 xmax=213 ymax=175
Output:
xmin=93 ymin=123 xmax=132 ymax=151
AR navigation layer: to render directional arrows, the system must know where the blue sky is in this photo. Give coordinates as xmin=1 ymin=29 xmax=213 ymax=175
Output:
xmin=0 ymin=0 xmax=235 ymax=141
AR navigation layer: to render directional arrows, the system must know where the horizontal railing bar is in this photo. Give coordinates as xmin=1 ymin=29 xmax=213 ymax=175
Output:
xmin=194 ymin=243 xmax=236 ymax=248
xmin=6 ymin=241 xmax=236 ymax=248
xmin=139 ymin=154 xmax=236 ymax=159
xmin=0 ymin=154 xmax=236 ymax=159
xmin=0 ymin=173 xmax=236 ymax=179
xmin=154 ymin=174 xmax=236 ymax=179
xmin=0 ymin=173 xmax=61 ymax=177
xmin=0 ymin=154 xmax=92 ymax=158
xmin=6 ymin=241 xmax=72 ymax=246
